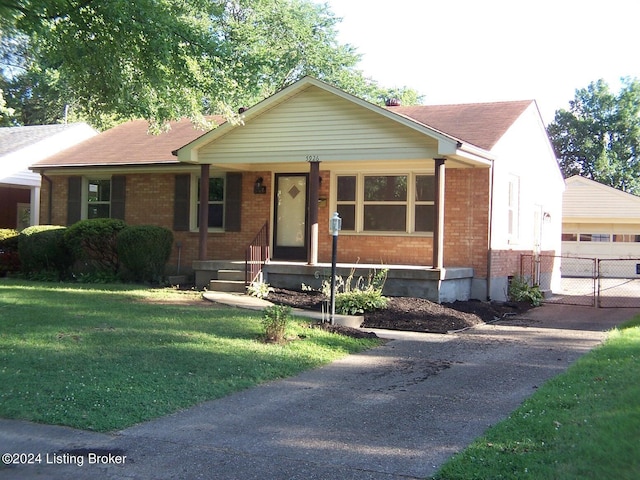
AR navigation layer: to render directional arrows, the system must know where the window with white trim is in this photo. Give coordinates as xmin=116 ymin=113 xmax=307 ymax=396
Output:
xmin=87 ymin=179 xmax=111 ymax=219
xmin=507 ymin=175 xmax=520 ymax=241
xmin=335 ymin=173 xmax=435 ymax=233
xmin=196 ymin=176 xmax=225 ymax=229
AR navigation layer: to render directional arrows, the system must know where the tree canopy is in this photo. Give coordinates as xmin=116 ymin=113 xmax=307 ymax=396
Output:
xmin=547 ymin=78 xmax=640 ymax=195
xmin=0 ymin=0 xmax=422 ymax=129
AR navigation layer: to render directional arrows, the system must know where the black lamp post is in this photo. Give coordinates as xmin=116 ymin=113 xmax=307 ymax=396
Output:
xmin=329 ymin=212 xmax=342 ymax=325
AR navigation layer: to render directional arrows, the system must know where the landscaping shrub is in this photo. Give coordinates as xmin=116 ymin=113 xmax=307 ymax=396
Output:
xmin=117 ymin=225 xmax=173 ymax=282
xmin=335 ymin=289 xmax=388 ymax=315
xmin=18 ymin=225 xmax=73 ymax=279
xmin=262 ymin=305 xmax=291 ymax=343
xmin=0 ymin=229 xmax=20 ymax=276
xmin=65 ymin=218 xmax=127 ymax=276
xmin=508 ymin=275 xmax=543 ymax=306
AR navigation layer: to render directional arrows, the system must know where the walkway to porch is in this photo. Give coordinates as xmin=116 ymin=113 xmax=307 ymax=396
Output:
xmin=194 ymin=260 xmax=474 ymax=303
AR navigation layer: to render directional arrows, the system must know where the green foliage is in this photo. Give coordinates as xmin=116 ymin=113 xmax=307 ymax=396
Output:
xmin=247 ymin=279 xmax=274 ymax=299
xmin=335 ymin=290 xmax=388 ymax=315
xmin=548 ymin=78 xmax=640 ymax=194
xmin=0 ymin=280 xmax=379 ymax=431
xmin=262 ymin=305 xmax=292 ymax=343
xmin=1 ymin=0 xmax=422 ymax=128
xmin=65 ymin=218 xmax=127 ymax=276
xmin=320 ymin=267 xmax=389 ymax=315
xmin=508 ymin=276 xmax=543 ymax=307
xmin=17 ymin=225 xmax=73 ymax=278
xmin=0 ymin=229 xmax=20 ymax=275
xmin=117 ymin=225 xmax=173 ymax=283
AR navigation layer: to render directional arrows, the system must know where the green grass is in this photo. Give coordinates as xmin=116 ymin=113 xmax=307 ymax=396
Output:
xmin=431 ymin=315 xmax=640 ymax=480
xmin=0 ymin=279 xmax=380 ymax=432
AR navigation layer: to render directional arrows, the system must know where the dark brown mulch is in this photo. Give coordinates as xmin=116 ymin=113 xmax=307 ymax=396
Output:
xmin=267 ymin=288 xmax=533 ymax=334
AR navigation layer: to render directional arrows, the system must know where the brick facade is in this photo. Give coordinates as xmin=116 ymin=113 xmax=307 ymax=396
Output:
xmin=40 ymin=166 xmax=495 ymax=275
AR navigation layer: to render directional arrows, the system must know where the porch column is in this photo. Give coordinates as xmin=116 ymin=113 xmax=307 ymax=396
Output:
xmin=432 ymin=158 xmax=446 ymax=269
xmin=198 ymin=164 xmax=210 ymax=260
xmin=308 ymin=160 xmax=320 ymax=265
xmin=30 ymin=186 xmax=40 ymax=226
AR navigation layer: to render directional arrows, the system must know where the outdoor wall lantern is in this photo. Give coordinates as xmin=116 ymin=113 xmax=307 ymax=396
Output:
xmin=254 ymin=177 xmax=267 ymax=194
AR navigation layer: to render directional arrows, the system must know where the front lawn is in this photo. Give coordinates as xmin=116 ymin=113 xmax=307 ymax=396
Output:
xmin=0 ymin=280 xmax=380 ymax=432
xmin=431 ymin=315 xmax=640 ymax=479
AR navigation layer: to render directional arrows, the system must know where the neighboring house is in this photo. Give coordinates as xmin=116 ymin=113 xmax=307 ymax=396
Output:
xmin=562 ymin=175 xmax=640 ymax=267
xmin=0 ymin=123 xmax=97 ymax=230
xmin=31 ymin=77 xmax=563 ymax=302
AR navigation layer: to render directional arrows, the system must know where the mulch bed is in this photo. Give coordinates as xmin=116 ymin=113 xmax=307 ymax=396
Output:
xmin=267 ymin=288 xmax=533 ymax=335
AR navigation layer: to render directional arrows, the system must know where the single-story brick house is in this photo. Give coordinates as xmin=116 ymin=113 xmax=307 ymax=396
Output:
xmin=31 ymin=77 xmax=563 ymax=302
xmin=0 ymin=123 xmax=97 ymax=230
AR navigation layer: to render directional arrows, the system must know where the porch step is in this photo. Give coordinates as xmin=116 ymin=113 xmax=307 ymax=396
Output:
xmin=209 ymin=279 xmax=246 ymax=293
xmin=217 ymin=269 xmax=245 ymax=281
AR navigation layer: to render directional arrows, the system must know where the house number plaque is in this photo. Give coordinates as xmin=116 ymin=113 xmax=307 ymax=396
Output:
xmin=306 ymin=155 xmax=320 ymax=162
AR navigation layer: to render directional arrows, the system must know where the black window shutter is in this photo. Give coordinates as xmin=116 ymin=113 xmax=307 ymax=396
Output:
xmin=67 ymin=176 xmax=82 ymax=225
xmin=225 ymin=172 xmax=242 ymax=232
xmin=174 ymin=174 xmax=191 ymax=231
xmin=111 ymin=175 xmax=126 ymax=220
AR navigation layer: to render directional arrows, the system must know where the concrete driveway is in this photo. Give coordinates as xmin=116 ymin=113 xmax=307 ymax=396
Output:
xmin=1 ymin=304 xmax=637 ymax=479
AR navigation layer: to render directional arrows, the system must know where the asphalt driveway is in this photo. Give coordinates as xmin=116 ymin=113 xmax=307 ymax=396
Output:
xmin=1 ymin=304 xmax=637 ymax=479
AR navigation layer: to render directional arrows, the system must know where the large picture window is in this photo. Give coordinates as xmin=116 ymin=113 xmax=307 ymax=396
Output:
xmin=336 ymin=173 xmax=435 ymax=233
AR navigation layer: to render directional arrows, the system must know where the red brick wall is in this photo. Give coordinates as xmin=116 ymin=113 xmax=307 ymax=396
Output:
xmin=41 ymin=167 xmax=493 ymax=272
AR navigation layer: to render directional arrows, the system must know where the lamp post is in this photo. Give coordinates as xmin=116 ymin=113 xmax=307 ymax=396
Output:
xmin=329 ymin=212 xmax=342 ymax=325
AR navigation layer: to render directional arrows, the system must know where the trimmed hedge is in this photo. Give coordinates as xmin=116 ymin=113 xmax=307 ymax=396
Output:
xmin=0 ymin=229 xmax=20 ymax=275
xmin=65 ymin=218 xmax=127 ymax=275
xmin=117 ymin=225 xmax=173 ymax=282
xmin=18 ymin=225 xmax=73 ymax=278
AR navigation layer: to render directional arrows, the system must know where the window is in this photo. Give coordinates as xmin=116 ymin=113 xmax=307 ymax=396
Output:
xmin=507 ymin=175 xmax=520 ymax=240
xmin=579 ymin=233 xmax=610 ymax=242
xmin=87 ymin=179 xmax=111 ymax=219
xmin=613 ymin=234 xmax=640 ymax=243
xmin=196 ymin=177 xmax=225 ymax=228
xmin=562 ymin=233 xmax=578 ymax=241
xmin=335 ymin=173 xmax=435 ymax=233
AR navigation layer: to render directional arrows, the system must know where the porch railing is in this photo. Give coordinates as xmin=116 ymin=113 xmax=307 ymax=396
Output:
xmin=245 ymin=222 xmax=269 ymax=285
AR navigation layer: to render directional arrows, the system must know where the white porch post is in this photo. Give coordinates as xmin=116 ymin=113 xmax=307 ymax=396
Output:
xmin=198 ymin=164 xmax=210 ymax=260
xmin=30 ymin=186 xmax=40 ymax=226
xmin=432 ymin=158 xmax=446 ymax=269
xmin=308 ymin=160 xmax=320 ymax=265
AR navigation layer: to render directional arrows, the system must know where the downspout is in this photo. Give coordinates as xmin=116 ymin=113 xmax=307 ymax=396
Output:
xmin=486 ymin=159 xmax=495 ymax=300
xmin=41 ymin=171 xmax=53 ymax=225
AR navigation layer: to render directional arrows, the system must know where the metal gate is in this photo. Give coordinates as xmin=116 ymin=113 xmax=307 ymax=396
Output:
xmin=520 ymin=255 xmax=640 ymax=308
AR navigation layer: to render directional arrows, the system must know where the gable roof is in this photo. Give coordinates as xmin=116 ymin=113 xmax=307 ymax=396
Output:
xmin=389 ymin=100 xmax=534 ymax=151
xmin=0 ymin=123 xmax=87 ymax=157
xmin=563 ymin=175 xmax=640 ymax=221
xmin=32 ymin=117 xmax=223 ymax=169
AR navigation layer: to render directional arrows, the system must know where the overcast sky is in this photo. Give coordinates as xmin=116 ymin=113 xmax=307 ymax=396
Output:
xmin=318 ymin=0 xmax=639 ymax=124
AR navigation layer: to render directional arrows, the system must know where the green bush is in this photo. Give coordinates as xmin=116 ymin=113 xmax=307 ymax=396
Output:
xmin=18 ymin=225 xmax=73 ymax=279
xmin=0 ymin=229 xmax=21 ymax=275
xmin=117 ymin=225 xmax=173 ymax=282
xmin=335 ymin=290 xmax=388 ymax=315
xmin=508 ymin=275 xmax=543 ymax=306
xmin=262 ymin=305 xmax=291 ymax=343
xmin=65 ymin=218 xmax=127 ymax=275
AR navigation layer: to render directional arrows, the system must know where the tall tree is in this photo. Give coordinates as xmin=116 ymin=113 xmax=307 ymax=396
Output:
xmin=548 ymin=78 xmax=640 ymax=194
xmin=0 ymin=0 xmax=422 ymax=129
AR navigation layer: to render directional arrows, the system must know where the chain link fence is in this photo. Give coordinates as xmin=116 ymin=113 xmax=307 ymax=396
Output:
xmin=520 ymin=255 xmax=640 ymax=308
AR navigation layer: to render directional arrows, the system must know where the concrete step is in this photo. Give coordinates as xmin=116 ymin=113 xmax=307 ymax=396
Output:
xmin=217 ymin=269 xmax=245 ymax=281
xmin=209 ymin=279 xmax=246 ymax=293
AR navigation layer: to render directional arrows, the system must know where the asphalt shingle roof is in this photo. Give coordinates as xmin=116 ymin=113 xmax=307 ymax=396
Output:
xmin=0 ymin=123 xmax=86 ymax=157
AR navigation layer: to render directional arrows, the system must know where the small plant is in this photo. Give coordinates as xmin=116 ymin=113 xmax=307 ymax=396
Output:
xmin=261 ymin=305 xmax=291 ymax=343
xmin=247 ymin=280 xmax=273 ymax=299
xmin=508 ymin=275 xmax=543 ymax=306
xmin=335 ymin=290 xmax=388 ymax=315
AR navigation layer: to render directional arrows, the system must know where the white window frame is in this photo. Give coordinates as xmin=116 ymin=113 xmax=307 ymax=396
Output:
xmin=333 ymin=172 xmax=435 ymax=235
xmin=507 ymin=175 xmax=520 ymax=243
xmin=190 ymin=174 xmax=226 ymax=232
xmin=82 ymin=177 xmax=112 ymax=220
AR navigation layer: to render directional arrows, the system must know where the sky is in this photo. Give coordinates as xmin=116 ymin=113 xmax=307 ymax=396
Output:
xmin=317 ymin=0 xmax=640 ymax=125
